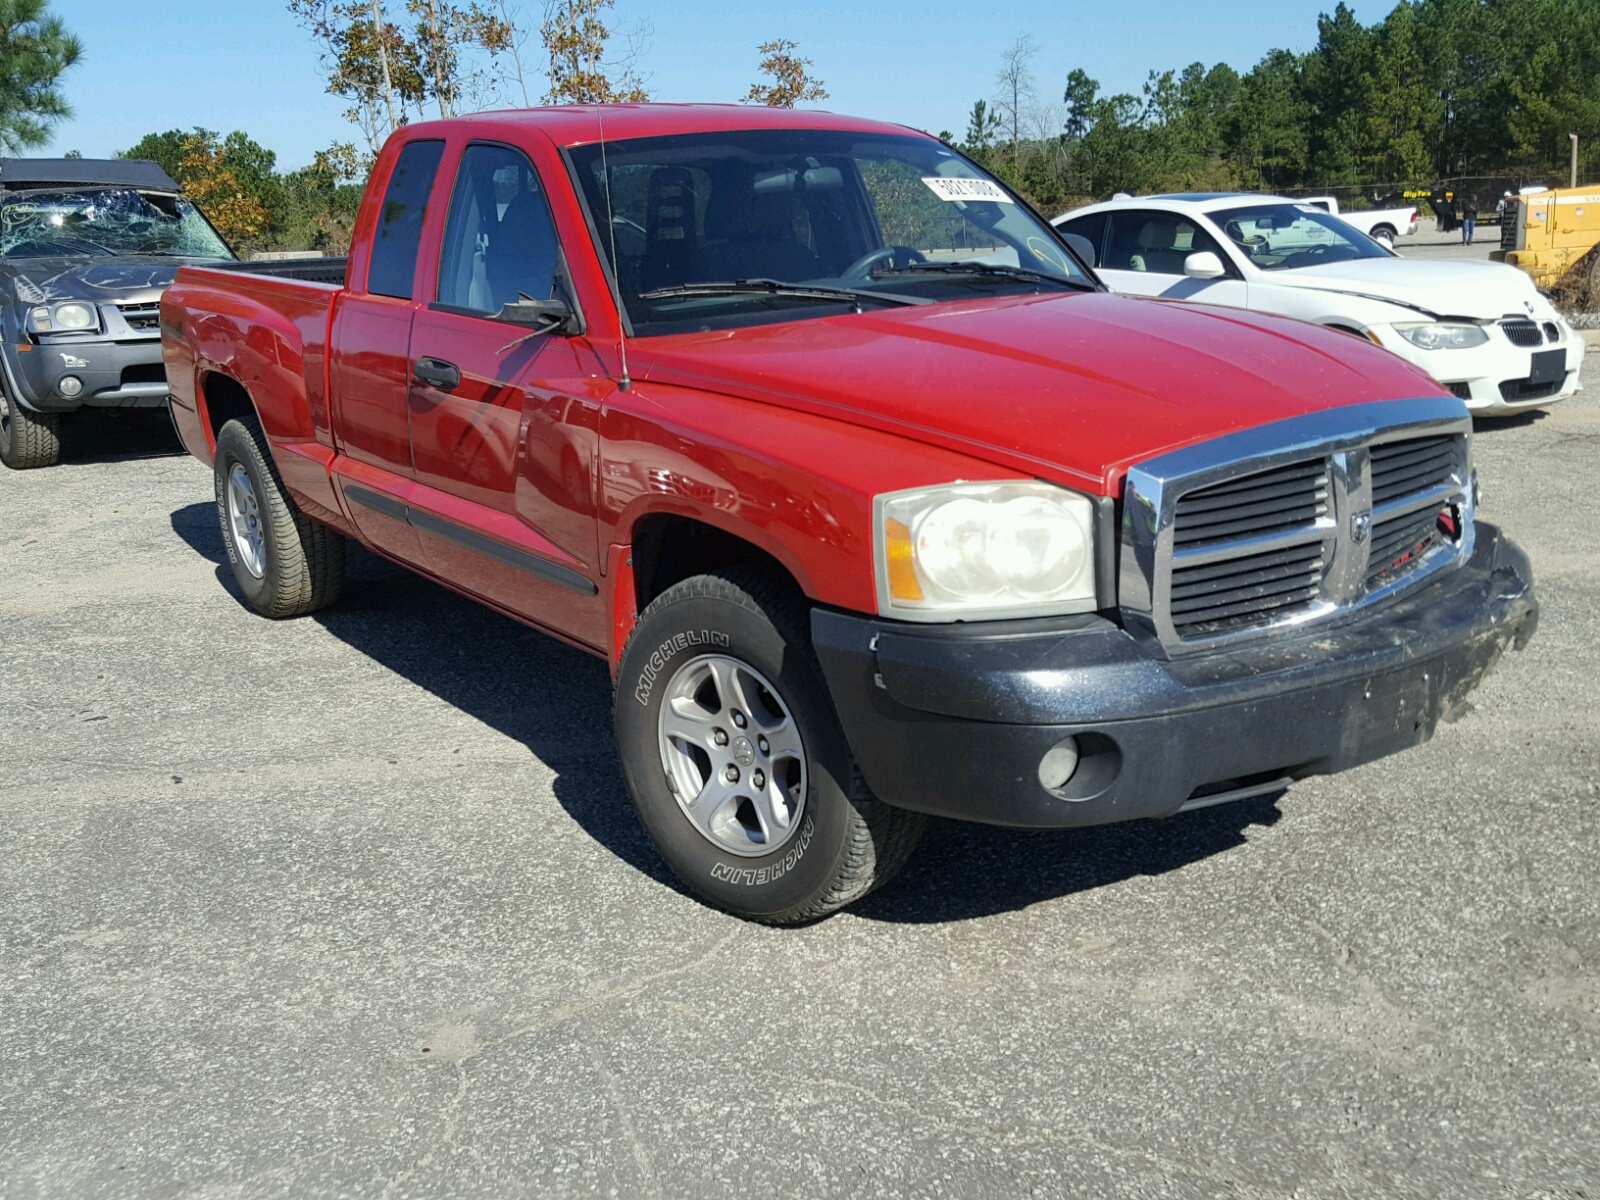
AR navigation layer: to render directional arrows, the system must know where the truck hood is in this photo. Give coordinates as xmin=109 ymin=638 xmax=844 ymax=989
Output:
xmin=1263 ymin=258 xmax=1551 ymax=321
xmin=633 ymin=291 xmax=1444 ymax=492
xmin=2 ymin=255 xmax=231 ymax=306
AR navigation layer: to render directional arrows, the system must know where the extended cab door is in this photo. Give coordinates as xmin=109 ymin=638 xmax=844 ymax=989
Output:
xmin=328 ymin=138 xmax=446 ymax=559
xmin=403 ymin=141 xmax=607 ymax=649
xmin=1092 ymin=209 xmax=1249 ymax=309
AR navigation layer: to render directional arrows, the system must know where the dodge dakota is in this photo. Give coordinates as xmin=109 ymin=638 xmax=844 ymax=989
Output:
xmin=163 ymin=106 xmax=1538 ymax=923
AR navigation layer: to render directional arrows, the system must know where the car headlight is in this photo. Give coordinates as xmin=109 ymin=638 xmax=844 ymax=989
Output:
xmin=876 ymin=481 xmax=1098 ymax=621
xmin=1393 ymin=322 xmax=1489 ymax=350
xmin=50 ymin=302 xmax=99 ymax=331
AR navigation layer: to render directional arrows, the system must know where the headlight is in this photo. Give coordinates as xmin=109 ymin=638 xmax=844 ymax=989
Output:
xmin=876 ymin=481 xmax=1098 ymax=621
xmin=1393 ymin=322 xmax=1489 ymax=350
xmin=53 ymin=303 xmax=99 ymax=331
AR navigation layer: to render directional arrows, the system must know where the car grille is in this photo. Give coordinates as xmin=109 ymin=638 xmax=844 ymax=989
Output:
xmin=117 ymin=302 xmax=161 ymax=332
xmin=1442 ymin=381 xmax=1473 ymax=400
xmin=1167 ymin=461 xmax=1329 ymax=637
xmin=1367 ymin=507 xmax=1443 ymax=587
xmin=1370 ymin=434 xmax=1456 ymax=506
xmin=1500 ymin=319 xmax=1543 ymax=347
xmin=1120 ymin=401 xmax=1474 ymax=654
xmin=1500 ymin=377 xmax=1562 ymax=402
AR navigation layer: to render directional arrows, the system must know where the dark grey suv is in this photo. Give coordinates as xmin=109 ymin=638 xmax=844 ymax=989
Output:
xmin=0 ymin=158 xmax=234 ymax=468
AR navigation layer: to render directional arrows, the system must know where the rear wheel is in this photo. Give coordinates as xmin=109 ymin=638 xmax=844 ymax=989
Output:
xmin=1372 ymin=226 xmax=1397 ymax=250
xmin=1584 ymin=249 xmax=1600 ymax=309
xmin=214 ymin=415 xmax=345 ymax=618
xmin=615 ymin=566 xmax=925 ymax=923
xmin=0 ymin=385 xmax=62 ymax=470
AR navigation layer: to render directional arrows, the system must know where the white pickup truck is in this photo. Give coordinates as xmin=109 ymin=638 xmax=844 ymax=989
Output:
xmin=1302 ymin=196 xmax=1418 ymax=248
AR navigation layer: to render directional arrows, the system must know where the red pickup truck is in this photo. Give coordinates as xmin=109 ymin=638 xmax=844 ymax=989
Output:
xmin=163 ymin=105 xmax=1538 ymax=923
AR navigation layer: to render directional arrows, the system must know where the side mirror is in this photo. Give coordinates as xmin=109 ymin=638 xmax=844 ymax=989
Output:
xmin=495 ymin=295 xmax=577 ymax=335
xmin=1184 ymin=251 xmax=1226 ymax=280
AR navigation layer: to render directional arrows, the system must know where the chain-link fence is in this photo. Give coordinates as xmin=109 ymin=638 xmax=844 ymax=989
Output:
xmin=1276 ymin=172 xmax=1600 ymax=229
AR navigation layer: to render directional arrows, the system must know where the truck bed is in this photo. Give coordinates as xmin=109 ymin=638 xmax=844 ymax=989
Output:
xmin=202 ymin=257 xmax=349 ymax=287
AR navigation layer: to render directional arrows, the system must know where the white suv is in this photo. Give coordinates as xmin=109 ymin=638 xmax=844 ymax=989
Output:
xmin=1054 ymin=193 xmax=1582 ymax=416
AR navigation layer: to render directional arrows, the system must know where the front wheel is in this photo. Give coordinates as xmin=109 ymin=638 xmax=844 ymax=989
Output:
xmin=213 ymin=415 xmax=345 ymax=618
xmin=615 ymin=567 xmax=925 ymax=923
xmin=0 ymin=386 xmax=62 ymax=470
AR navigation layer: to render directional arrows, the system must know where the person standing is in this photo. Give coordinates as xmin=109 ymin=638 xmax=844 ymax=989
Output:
xmin=1462 ymin=191 xmax=1479 ymax=245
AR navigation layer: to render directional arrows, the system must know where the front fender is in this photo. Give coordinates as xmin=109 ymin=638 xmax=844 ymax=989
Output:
xmin=600 ymin=379 xmax=1037 ymax=616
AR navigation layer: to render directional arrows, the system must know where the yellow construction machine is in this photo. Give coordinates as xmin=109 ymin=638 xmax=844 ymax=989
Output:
xmin=1494 ymin=186 xmax=1600 ymax=298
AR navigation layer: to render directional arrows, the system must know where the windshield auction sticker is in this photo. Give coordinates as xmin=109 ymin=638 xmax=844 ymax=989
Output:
xmin=921 ymin=177 xmax=1014 ymax=203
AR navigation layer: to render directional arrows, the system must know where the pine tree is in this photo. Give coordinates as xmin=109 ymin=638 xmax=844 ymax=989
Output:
xmin=0 ymin=0 xmax=81 ymax=153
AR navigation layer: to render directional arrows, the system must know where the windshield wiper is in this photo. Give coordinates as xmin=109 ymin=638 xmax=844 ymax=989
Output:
xmin=876 ymin=261 xmax=1095 ymax=290
xmin=638 ymin=278 xmax=929 ymax=308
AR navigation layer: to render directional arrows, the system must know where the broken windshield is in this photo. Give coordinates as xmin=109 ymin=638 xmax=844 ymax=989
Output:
xmin=0 ymin=189 xmax=234 ymax=259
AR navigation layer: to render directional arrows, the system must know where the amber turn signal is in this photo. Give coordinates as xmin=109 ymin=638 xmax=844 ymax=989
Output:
xmin=884 ymin=518 xmax=924 ymax=602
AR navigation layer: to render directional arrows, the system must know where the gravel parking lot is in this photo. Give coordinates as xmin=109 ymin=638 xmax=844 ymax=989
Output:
xmin=2 ymin=364 xmax=1597 ymax=1198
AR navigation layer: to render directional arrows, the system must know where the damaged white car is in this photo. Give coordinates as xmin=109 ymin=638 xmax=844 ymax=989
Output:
xmin=1054 ymin=193 xmax=1582 ymax=416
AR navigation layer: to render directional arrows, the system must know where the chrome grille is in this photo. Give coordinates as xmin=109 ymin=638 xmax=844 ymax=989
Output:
xmin=1170 ymin=540 xmax=1326 ymax=637
xmin=1371 ymin=434 xmax=1456 ymax=507
xmin=1367 ymin=507 xmax=1443 ymax=588
xmin=1501 ymin=319 xmax=1543 ymax=347
xmin=1167 ymin=459 xmax=1329 ymax=636
xmin=1172 ymin=459 xmax=1328 ymax=547
xmin=1119 ymin=399 xmax=1474 ymax=656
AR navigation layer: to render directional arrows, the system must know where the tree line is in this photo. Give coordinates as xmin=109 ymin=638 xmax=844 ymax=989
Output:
xmin=2 ymin=0 xmax=826 ymax=252
xmin=12 ymin=0 xmax=1598 ymax=248
xmin=955 ymin=0 xmax=1600 ymax=213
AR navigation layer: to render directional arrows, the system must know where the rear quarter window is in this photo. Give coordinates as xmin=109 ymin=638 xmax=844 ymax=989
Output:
xmin=367 ymin=140 xmax=446 ymax=300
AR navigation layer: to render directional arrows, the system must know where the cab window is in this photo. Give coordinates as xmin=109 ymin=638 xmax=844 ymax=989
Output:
xmin=367 ymin=140 xmax=445 ymax=299
xmin=436 ymin=143 xmax=563 ymax=315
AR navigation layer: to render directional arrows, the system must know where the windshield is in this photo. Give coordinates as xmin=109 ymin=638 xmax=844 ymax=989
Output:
xmin=0 ymin=189 xmax=234 ymax=259
xmin=568 ymin=130 xmax=1094 ymax=335
xmin=1215 ymin=203 xmax=1390 ymax=272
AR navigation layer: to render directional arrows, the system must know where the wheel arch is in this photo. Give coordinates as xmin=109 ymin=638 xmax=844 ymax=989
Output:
xmin=199 ymin=370 xmax=260 ymax=449
xmin=629 ymin=510 xmax=809 ymax=613
xmin=607 ymin=509 xmax=822 ymax=672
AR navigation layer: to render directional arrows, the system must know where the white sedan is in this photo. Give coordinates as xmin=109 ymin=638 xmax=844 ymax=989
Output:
xmin=1053 ymin=193 xmax=1583 ymax=416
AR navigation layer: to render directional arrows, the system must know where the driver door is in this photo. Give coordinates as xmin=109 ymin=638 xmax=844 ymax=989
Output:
xmin=404 ymin=141 xmax=607 ymax=649
xmin=1095 ymin=209 xmax=1249 ymax=309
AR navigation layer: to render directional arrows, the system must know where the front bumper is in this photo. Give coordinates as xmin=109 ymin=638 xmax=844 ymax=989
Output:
xmin=1 ymin=336 xmax=170 ymax=413
xmin=812 ymin=523 xmax=1537 ymax=829
xmin=1378 ymin=326 xmax=1584 ymax=414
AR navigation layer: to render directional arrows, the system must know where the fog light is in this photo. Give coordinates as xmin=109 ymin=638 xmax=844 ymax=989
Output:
xmin=58 ymin=376 xmax=83 ymax=398
xmin=1038 ymin=737 xmax=1081 ymax=792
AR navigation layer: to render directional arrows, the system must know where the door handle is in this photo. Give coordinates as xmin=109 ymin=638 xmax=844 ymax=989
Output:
xmin=412 ymin=357 xmax=461 ymax=392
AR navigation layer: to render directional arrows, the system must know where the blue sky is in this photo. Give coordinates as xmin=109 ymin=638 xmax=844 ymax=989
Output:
xmin=45 ymin=0 xmax=1385 ymax=170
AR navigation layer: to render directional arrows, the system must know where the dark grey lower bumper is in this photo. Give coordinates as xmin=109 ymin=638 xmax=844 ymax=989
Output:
xmin=3 ymin=337 xmax=168 ymax=412
xmin=812 ymin=523 xmax=1538 ymax=829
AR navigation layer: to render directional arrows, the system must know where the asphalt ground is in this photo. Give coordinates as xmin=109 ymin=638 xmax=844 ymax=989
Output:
xmin=2 ymin=357 xmax=1597 ymax=1198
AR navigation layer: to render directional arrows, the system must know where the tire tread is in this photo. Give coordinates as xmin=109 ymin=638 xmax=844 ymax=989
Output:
xmin=217 ymin=415 xmax=345 ymax=618
xmin=624 ymin=565 xmax=925 ymax=924
xmin=0 ymin=390 xmax=62 ymax=470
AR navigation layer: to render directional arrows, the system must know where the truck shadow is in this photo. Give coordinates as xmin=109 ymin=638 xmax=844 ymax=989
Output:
xmin=168 ymin=500 xmax=1283 ymax=924
xmin=1474 ymin=410 xmax=1546 ymax=433
xmin=851 ymin=798 xmax=1281 ymax=925
xmin=63 ymin=410 xmax=186 ymax=463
